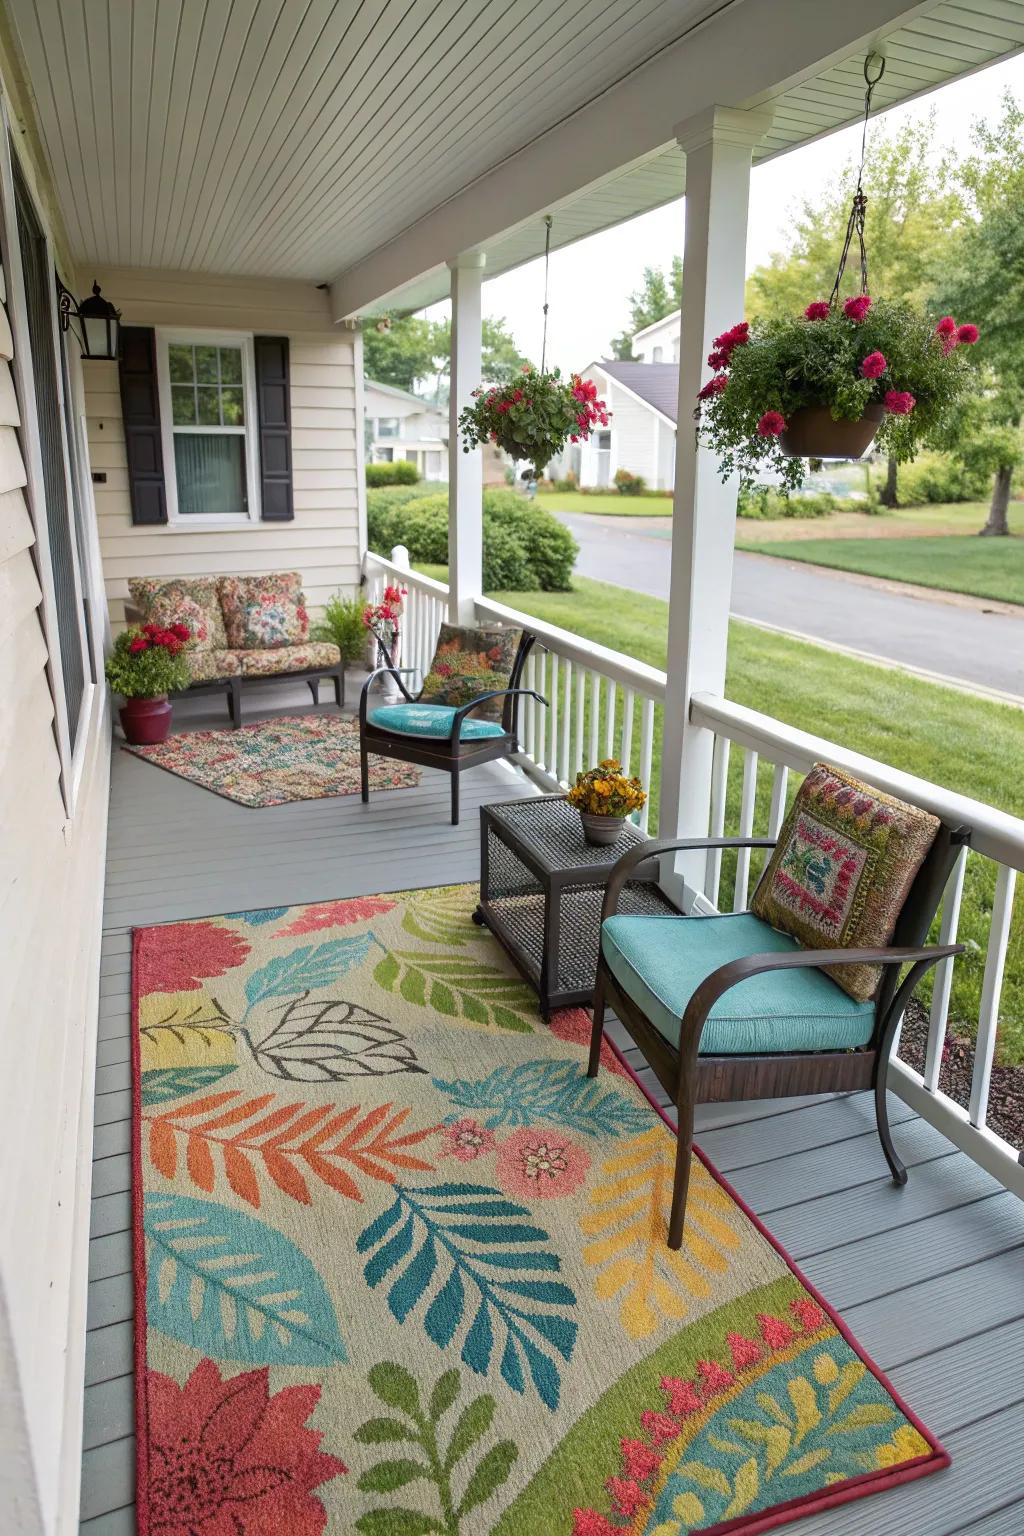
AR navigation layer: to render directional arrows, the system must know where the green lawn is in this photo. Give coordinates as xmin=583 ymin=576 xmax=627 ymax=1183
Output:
xmin=738 ymin=533 xmax=1024 ymax=607
xmin=535 ymin=491 xmax=672 ymax=517
xmin=416 ymin=568 xmax=1023 ymax=1062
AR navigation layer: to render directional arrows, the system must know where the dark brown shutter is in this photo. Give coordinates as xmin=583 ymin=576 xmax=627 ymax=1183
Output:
xmin=118 ymin=326 xmax=167 ymax=525
xmin=254 ymin=334 xmax=293 ymax=521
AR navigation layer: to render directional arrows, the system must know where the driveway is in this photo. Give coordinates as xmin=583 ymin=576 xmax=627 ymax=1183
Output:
xmin=557 ymin=511 xmax=1024 ymax=701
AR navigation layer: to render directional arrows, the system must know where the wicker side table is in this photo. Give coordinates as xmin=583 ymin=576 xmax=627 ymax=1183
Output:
xmin=475 ymin=794 xmax=679 ymax=1017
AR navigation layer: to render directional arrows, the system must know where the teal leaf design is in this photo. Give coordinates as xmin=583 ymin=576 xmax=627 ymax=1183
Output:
xmin=140 ymin=1064 xmax=237 ymax=1105
xmin=355 ymin=1364 xmax=517 ymax=1535
xmin=226 ymin=907 xmax=289 ymax=925
xmin=243 ymin=936 xmax=374 ymax=1017
xmin=144 ymin=1192 xmax=347 ymax=1366
xmin=357 ymin=1183 xmax=576 ymax=1411
xmin=433 ymin=1058 xmax=651 ymax=1137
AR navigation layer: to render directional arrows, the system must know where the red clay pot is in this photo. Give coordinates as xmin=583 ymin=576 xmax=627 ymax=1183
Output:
xmin=120 ymin=695 xmax=172 ymax=745
xmin=778 ymin=403 xmax=884 ymax=460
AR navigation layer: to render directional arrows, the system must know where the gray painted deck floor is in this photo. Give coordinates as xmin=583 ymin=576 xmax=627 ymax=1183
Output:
xmin=81 ymin=685 xmax=1024 ymax=1534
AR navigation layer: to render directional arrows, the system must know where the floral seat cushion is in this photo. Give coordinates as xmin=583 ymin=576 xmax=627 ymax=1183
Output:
xmin=218 ymin=573 xmax=310 ymax=650
xmin=239 ymin=641 xmax=341 ymax=676
xmin=186 ymin=648 xmax=242 ymax=683
xmin=367 ymin=702 xmax=506 ymax=740
xmin=128 ymin=577 xmax=227 ymax=652
xmin=750 ymin=761 xmax=940 ymax=1001
xmin=419 ymin=624 xmax=522 ymax=722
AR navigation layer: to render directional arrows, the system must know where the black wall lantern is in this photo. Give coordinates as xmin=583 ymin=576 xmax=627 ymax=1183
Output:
xmin=56 ymin=277 xmax=121 ymax=360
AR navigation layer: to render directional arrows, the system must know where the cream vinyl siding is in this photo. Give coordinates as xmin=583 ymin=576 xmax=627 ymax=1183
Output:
xmin=0 ymin=191 xmax=108 ymax=1535
xmin=84 ymin=268 xmax=361 ymax=630
xmin=606 ymin=379 xmax=658 ymax=485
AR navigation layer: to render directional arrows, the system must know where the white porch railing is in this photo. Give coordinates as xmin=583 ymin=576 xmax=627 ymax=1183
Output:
xmin=362 ymin=549 xmax=1023 ymax=1198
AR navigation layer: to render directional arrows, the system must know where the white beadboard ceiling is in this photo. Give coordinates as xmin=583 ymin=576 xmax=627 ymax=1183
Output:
xmin=7 ymin=0 xmax=1024 ymax=311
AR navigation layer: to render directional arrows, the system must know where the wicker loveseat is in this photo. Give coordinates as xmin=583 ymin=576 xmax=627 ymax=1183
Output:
xmin=126 ymin=572 xmax=344 ymax=727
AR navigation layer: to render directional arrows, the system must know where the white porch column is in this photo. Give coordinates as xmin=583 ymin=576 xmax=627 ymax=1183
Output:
xmin=659 ymin=106 xmax=772 ymax=901
xmin=447 ymin=253 xmax=485 ymax=624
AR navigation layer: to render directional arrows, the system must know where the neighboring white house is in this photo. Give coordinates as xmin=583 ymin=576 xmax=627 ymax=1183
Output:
xmin=364 ymin=378 xmax=448 ymax=481
xmin=557 ymin=359 xmax=679 ymax=490
xmin=631 ymin=308 xmax=681 ymax=363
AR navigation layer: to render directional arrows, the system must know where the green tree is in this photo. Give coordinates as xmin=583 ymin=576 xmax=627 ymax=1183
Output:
xmin=362 ymin=315 xmax=439 ymax=392
xmin=428 ymin=316 xmax=532 ymax=400
xmin=610 ymin=256 xmax=683 ymax=358
xmin=936 ymin=95 xmax=1024 ymax=535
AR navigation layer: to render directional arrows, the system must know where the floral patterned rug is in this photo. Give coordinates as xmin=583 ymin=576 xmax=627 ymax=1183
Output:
xmin=131 ymin=885 xmax=948 ymax=1535
xmin=125 ymin=714 xmax=419 ymax=807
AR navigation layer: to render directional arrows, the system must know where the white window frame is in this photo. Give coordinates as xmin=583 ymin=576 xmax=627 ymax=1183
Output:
xmin=155 ymin=328 xmax=260 ymax=526
xmin=376 ymin=415 xmax=400 ymax=439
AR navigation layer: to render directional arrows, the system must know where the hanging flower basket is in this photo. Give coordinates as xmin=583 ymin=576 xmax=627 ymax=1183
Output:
xmin=458 ymin=365 xmax=609 ymax=480
xmin=777 ymin=401 xmax=885 ymax=460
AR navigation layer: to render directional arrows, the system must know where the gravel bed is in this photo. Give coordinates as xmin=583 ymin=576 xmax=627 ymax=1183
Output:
xmin=897 ymin=998 xmax=1024 ymax=1153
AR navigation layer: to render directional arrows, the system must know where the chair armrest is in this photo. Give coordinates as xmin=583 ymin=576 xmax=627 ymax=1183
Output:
xmin=359 ymin=666 xmax=418 ymax=720
xmin=449 ymin=688 xmax=548 ymax=745
xmin=602 ymin=836 xmax=777 ymax=921
xmin=677 ymin=942 xmax=965 ymax=1058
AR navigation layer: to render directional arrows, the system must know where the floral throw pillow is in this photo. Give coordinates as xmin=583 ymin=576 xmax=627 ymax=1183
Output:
xmin=750 ymin=761 xmax=940 ymax=1002
xmin=419 ymin=625 xmax=522 ymax=722
xmin=218 ymin=573 xmax=309 ymax=650
xmin=128 ymin=577 xmax=227 ymax=653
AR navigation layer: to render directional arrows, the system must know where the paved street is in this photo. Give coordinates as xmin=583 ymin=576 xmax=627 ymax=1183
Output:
xmin=558 ymin=512 xmax=1024 ymax=701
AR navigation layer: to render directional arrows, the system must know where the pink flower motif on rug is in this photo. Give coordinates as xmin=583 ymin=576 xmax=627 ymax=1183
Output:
xmin=274 ymin=896 xmax=397 ymax=936
xmin=441 ymin=1117 xmax=497 ymax=1161
xmin=136 ymin=921 xmax=250 ymax=994
xmin=145 ymin=1359 xmax=345 ymax=1536
xmin=496 ymin=1127 xmax=590 ymax=1199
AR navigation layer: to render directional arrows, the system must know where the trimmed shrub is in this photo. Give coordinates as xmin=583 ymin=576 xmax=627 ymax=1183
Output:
xmin=737 ymin=486 xmax=837 ymax=520
xmin=366 ymin=459 xmax=420 ymax=487
xmin=614 ymin=467 xmax=646 ymax=495
xmin=553 ymin=471 xmax=578 ymax=492
xmin=892 ymin=452 xmax=990 ymax=506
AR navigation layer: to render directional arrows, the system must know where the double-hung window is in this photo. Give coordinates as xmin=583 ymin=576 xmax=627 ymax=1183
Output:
xmin=156 ymin=331 xmax=259 ymax=522
xmin=376 ymin=416 xmax=399 ymax=439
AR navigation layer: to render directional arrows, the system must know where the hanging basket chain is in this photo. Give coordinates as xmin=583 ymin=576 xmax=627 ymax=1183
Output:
xmin=540 ymin=214 xmax=553 ymax=372
xmin=828 ymin=52 xmax=886 ymax=306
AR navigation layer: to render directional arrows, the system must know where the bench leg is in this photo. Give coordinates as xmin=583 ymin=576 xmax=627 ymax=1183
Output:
xmin=229 ymin=678 xmax=242 ymax=728
xmin=334 ymin=667 xmax=345 ymax=709
xmin=308 ymin=678 xmax=320 ymax=705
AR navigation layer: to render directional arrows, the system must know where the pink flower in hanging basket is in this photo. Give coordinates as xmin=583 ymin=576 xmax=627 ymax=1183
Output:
xmin=957 ymin=323 xmax=979 ymax=345
xmin=843 ymin=294 xmax=872 ymax=322
xmin=756 ymin=410 xmax=786 ymax=436
xmin=804 ymin=300 xmax=831 ymax=321
xmin=860 ymin=350 xmax=887 ymax=379
xmin=935 ymin=315 xmax=957 ymax=338
xmin=884 ymin=389 xmax=916 ymax=415
xmin=707 ymin=348 xmax=730 ymax=370
xmin=697 ymin=374 xmax=728 ymax=401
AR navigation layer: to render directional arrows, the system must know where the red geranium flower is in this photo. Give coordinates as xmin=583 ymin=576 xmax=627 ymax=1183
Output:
xmin=804 ymin=300 xmax=830 ymax=321
xmin=756 ymin=410 xmax=786 ymax=437
xmin=706 ymin=348 xmax=729 ymax=370
xmin=884 ymin=389 xmax=916 ymax=415
xmin=697 ymin=374 xmax=728 ymax=401
xmin=171 ymin=623 xmax=191 ymax=642
xmin=860 ymin=350 xmax=887 ymax=379
xmin=146 ymin=1359 xmax=345 ymax=1536
xmin=843 ymin=294 xmax=872 ymax=322
xmin=935 ymin=315 xmax=957 ymax=337
xmin=957 ymin=323 xmax=979 ymax=345
xmin=129 ymin=636 xmax=149 ymax=653
xmin=136 ymin=920 xmax=251 ymax=994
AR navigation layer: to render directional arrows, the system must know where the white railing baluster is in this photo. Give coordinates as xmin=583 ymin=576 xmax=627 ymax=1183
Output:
xmin=733 ymin=749 xmax=759 ymax=912
xmin=536 ymin=650 xmax=548 ymax=771
xmin=706 ymin=734 xmax=731 ymax=909
xmin=549 ymin=653 xmax=560 ymax=783
xmin=588 ymin=671 xmax=600 ymax=765
xmin=768 ymin=763 xmax=789 ymax=838
xmin=924 ymin=845 xmax=968 ymax=1092
xmin=560 ymin=659 xmax=572 ymax=788
xmin=638 ymin=698 xmax=654 ymax=835
xmin=621 ymin=689 xmax=635 ymax=777
xmin=605 ymin=678 xmax=616 ymax=759
xmin=969 ymin=862 xmax=1016 ymax=1128
xmin=574 ymin=669 xmax=585 ymax=778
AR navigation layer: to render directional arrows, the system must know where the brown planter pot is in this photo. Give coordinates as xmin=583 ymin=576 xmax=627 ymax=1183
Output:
xmin=579 ymin=811 xmax=626 ymax=847
xmin=120 ymin=695 xmax=172 ymax=745
xmin=778 ymin=403 xmax=884 ymax=460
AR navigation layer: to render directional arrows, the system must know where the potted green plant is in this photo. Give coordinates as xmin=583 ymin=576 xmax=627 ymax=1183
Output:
xmin=695 ymin=298 xmax=980 ymax=493
xmin=567 ymin=758 xmax=647 ymax=846
xmin=105 ymin=622 xmax=193 ymax=744
xmin=458 ymin=365 xmax=609 ymax=479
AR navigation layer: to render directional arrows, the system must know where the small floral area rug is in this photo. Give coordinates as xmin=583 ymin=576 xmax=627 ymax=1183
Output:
xmin=124 ymin=713 xmax=419 ymax=807
xmin=132 ymin=885 xmax=947 ymax=1536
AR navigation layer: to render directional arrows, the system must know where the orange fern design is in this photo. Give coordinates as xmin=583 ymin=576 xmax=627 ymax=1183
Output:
xmin=144 ymin=1090 xmax=439 ymax=1208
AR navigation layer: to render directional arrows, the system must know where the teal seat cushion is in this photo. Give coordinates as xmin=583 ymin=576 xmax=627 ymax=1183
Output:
xmin=367 ymin=702 xmax=506 ymax=741
xmin=601 ymin=911 xmax=875 ymax=1056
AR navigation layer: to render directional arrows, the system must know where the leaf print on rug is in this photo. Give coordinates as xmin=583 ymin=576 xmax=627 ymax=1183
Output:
xmin=275 ymin=895 xmax=398 ymax=937
xmin=243 ymin=935 xmax=376 ymax=1020
xmin=250 ymin=995 xmax=425 ymax=1081
xmin=145 ymin=1358 xmax=346 ymax=1536
xmin=581 ymin=1129 xmax=743 ymax=1339
xmin=400 ymin=886 xmax=494 ymax=948
xmin=375 ymin=949 xmax=538 ymax=1033
xmin=138 ymin=993 xmax=237 ymax=1070
xmin=356 ymin=1182 xmax=577 ymax=1411
xmin=353 ymin=1363 xmax=518 ymax=1536
xmin=144 ymin=1192 xmax=348 ymax=1366
xmin=141 ymin=1063 xmax=238 ymax=1106
xmin=146 ymin=1092 xmax=437 ymax=1207
xmin=434 ymin=1058 xmax=652 ymax=1137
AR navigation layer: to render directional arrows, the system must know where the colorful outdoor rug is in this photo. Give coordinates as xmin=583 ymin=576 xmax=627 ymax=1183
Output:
xmin=125 ymin=713 xmax=420 ymax=807
xmin=131 ymin=885 xmax=948 ymax=1536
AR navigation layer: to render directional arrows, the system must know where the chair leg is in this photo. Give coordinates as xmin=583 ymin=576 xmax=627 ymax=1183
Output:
xmin=450 ymin=769 xmax=460 ymax=826
xmin=334 ymin=668 xmax=344 ymax=708
xmin=875 ymin=1066 xmax=908 ymax=1186
xmin=308 ymin=679 xmax=320 ymax=704
xmin=588 ymin=970 xmax=607 ymax=1079
xmin=668 ymin=1085 xmax=696 ymax=1251
xmin=360 ymin=744 xmax=370 ymax=804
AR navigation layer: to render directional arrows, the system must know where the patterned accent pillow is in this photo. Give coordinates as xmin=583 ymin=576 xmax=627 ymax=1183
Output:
xmin=419 ymin=625 xmax=522 ymax=721
xmin=750 ymin=762 xmax=940 ymax=1002
xmin=127 ymin=577 xmax=227 ymax=653
xmin=218 ymin=573 xmax=310 ymax=650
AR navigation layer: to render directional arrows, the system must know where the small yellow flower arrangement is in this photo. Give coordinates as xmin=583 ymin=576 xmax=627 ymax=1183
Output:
xmin=568 ymin=759 xmax=647 ymax=845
